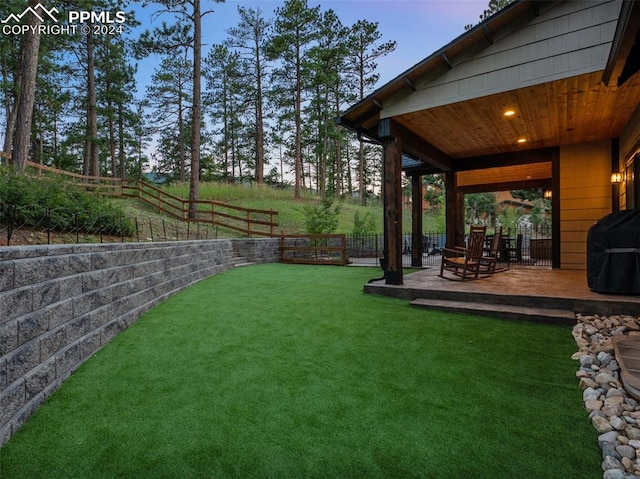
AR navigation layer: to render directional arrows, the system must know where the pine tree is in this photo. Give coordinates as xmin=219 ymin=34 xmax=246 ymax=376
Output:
xmin=345 ymin=20 xmax=396 ymax=204
xmin=140 ymin=0 xmax=224 ymax=215
xmin=203 ymin=44 xmax=245 ymax=182
xmin=0 ymin=0 xmax=23 ymax=158
xmin=145 ymin=56 xmax=193 ymax=181
xmin=11 ymin=0 xmax=42 ymax=173
xmin=225 ymin=6 xmax=270 ymax=184
xmin=96 ymin=35 xmax=137 ymax=178
xmin=307 ymin=9 xmax=348 ymax=197
xmin=267 ymin=0 xmax=320 ymax=199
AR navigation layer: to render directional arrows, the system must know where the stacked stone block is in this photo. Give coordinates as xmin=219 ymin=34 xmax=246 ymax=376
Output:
xmin=232 ymin=238 xmax=281 ymax=263
xmin=0 ymin=239 xmax=279 ymax=446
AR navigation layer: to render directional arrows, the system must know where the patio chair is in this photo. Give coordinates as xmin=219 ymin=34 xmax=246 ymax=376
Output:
xmin=480 ymin=226 xmax=503 ymax=275
xmin=439 ymin=225 xmax=486 ymax=280
xmin=505 ymin=233 xmax=523 ymax=264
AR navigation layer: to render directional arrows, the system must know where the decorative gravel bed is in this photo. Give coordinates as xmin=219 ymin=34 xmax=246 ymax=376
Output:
xmin=573 ymin=313 xmax=640 ymax=479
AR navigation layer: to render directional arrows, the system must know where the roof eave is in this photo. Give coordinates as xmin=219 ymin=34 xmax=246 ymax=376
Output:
xmin=338 ymin=0 xmax=540 ymax=128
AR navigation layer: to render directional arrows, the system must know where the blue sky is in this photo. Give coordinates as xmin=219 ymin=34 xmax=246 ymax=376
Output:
xmin=132 ymin=0 xmax=489 ymax=95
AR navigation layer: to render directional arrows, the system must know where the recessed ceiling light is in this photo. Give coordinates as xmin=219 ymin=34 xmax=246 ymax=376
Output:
xmin=504 ymin=110 xmax=516 ymax=117
xmin=517 ymin=138 xmax=527 ymax=143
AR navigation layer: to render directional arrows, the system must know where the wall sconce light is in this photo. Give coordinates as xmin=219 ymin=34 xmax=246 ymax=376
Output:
xmin=543 ymin=189 xmax=552 ymax=199
xmin=611 ymin=172 xmax=623 ymax=184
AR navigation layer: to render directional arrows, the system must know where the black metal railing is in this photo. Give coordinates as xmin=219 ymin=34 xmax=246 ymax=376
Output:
xmin=345 ymin=225 xmax=552 ymax=268
xmin=1 ymin=204 xmax=553 ymax=267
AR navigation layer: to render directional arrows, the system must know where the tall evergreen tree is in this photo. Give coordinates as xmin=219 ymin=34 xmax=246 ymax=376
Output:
xmin=204 ymin=44 xmax=244 ymax=182
xmin=31 ymin=51 xmax=72 ymax=166
xmin=145 ymin=56 xmax=193 ymax=181
xmin=225 ymin=6 xmax=270 ymax=184
xmin=96 ymin=34 xmax=137 ymax=178
xmin=83 ymin=27 xmax=100 ymax=177
xmin=140 ymin=0 xmax=224 ymax=215
xmin=345 ymin=20 xmax=395 ymax=204
xmin=11 ymin=0 xmax=42 ymax=173
xmin=267 ymin=0 xmax=320 ymax=199
xmin=307 ymin=8 xmax=348 ymax=196
xmin=0 ymin=0 xmax=23 ymax=158
xmin=55 ymin=0 xmax=140 ymax=178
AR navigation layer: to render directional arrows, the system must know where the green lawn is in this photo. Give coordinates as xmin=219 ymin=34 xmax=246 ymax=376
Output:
xmin=0 ymin=265 xmax=600 ymax=478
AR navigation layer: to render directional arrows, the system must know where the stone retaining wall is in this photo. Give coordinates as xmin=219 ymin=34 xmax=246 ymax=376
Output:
xmin=0 ymin=238 xmax=280 ymax=446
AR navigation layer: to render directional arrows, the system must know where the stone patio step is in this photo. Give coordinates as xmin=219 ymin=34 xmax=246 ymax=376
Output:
xmin=409 ymin=298 xmax=576 ymax=325
xmin=231 ymin=253 xmax=255 ymax=268
xmin=234 ymin=261 xmax=256 ymax=268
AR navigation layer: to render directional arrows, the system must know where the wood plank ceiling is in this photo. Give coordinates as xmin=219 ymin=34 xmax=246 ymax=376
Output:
xmin=395 ymin=71 xmax=640 ymax=161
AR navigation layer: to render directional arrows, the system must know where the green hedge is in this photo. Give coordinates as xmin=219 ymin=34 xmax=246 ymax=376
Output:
xmin=0 ymin=169 xmax=134 ymax=236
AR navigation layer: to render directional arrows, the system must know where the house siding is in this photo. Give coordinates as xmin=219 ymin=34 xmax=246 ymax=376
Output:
xmin=560 ymin=140 xmax=612 ymax=270
xmin=619 ymin=104 xmax=640 ymax=210
xmin=383 ymin=0 xmax=621 ymax=117
xmin=621 ymin=105 xmax=640 ymax=159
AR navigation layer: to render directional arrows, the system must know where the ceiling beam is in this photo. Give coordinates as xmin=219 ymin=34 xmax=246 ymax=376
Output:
xmin=458 ymin=178 xmax=551 ymax=194
xmin=334 ymin=116 xmax=379 ymax=144
xmin=404 ymin=166 xmax=442 ymax=176
xmin=441 ymin=53 xmax=452 ymax=69
xmin=403 ymin=76 xmax=417 ymax=91
xmin=482 ymin=25 xmax=494 ymax=45
xmin=452 ymin=147 xmax=558 ymax=171
xmin=379 ymin=119 xmax=454 ymax=171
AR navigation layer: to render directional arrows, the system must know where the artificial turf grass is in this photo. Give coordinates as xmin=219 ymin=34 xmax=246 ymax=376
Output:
xmin=0 ymin=264 xmax=601 ymax=479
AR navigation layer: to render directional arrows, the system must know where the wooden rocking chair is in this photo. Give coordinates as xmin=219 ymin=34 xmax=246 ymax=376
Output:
xmin=439 ymin=225 xmax=487 ymax=280
xmin=480 ymin=227 xmax=504 ymax=275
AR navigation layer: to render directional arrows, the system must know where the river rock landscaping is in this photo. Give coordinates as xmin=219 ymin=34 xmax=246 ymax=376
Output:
xmin=573 ymin=313 xmax=640 ymax=479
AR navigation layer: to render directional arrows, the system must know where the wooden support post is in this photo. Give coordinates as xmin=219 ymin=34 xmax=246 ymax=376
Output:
xmin=551 ymin=147 xmax=561 ymax=269
xmin=456 ymin=191 xmax=465 ymax=247
xmin=612 ymin=138 xmax=620 ymax=212
xmin=411 ymin=173 xmax=423 ymax=267
xmin=444 ymin=171 xmax=463 ymax=248
xmin=381 ymin=119 xmax=403 ymax=285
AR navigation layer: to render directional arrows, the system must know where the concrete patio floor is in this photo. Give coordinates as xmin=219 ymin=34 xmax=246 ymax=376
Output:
xmin=364 ymin=266 xmax=640 ymax=320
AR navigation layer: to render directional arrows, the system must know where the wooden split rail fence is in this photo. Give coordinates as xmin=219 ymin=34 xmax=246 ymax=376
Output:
xmin=23 ymin=161 xmax=278 ymax=237
xmin=279 ymin=233 xmax=348 ymax=266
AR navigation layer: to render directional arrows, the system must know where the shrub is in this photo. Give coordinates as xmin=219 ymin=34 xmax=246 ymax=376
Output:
xmin=303 ymin=195 xmax=341 ymax=234
xmin=0 ymin=169 xmax=134 ymax=236
xmin=497 ymin=205 xmax=523 ymax=234
xmin=352 ymin=211 xmax=377 ymax=235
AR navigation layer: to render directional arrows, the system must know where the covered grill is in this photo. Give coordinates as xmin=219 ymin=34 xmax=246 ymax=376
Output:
xmin=587 ymin=210 xmax=640 ymax=294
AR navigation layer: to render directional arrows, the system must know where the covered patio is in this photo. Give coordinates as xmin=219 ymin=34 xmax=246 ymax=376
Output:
xmin=365 ymin=266 xmax=640 ymax=322
xmin=338 ymin=0 xmax=640 ymax=286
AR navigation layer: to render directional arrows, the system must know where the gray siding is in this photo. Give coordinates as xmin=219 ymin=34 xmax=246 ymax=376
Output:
xmin=383 ymin=0 xmax=621 ymax=116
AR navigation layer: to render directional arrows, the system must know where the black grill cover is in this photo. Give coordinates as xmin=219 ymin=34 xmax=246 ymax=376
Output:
xmin=587 ymin=210 xmax=640 ymax=294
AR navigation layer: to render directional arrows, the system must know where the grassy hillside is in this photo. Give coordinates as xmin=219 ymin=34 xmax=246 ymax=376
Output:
xmin=0 ymin=169 xmax=443 ymax=240
xmin=158 ymin=182 xmax=442 ymax=235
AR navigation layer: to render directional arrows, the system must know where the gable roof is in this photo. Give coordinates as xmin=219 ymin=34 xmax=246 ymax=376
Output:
xmin=339 ymin=0 xmax=640 ymax=173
